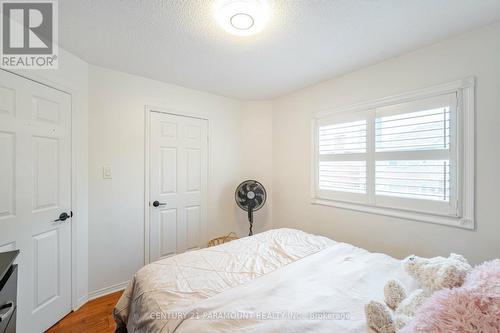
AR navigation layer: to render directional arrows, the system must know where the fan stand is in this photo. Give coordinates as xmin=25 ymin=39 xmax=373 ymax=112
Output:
xmin=248 ymin=207 xmax=254 ymax=236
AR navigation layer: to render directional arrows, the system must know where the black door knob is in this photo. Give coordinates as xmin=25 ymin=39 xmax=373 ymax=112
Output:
xmin=54 ymin=212 xmax=70 ymax=222
xmin=152 ymin=200 xmax=166 ymax=207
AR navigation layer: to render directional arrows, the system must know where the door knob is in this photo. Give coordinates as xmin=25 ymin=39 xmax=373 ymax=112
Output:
xmin=152 ymin=201 xmax=166 ymax=207
xmin=54 ymin=212 xmax=71 ymax=222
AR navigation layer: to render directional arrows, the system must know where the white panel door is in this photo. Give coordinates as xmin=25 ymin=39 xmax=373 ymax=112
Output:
xmin=149 ymin=112 xmax=208 ymax=262
xmin=0 ymin=70 xmax=72 ymax=333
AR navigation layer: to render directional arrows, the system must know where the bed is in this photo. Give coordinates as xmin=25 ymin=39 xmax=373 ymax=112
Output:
xmin=113 ymin=228 xmax=417 ymax=332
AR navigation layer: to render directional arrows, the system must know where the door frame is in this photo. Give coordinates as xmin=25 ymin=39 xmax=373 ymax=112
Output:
xmin=144 ymin=105 xmax=211 ymax=265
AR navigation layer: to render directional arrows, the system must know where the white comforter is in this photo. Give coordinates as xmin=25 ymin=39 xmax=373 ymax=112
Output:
xmin=114 ymin=228 xmax=416 ymax=332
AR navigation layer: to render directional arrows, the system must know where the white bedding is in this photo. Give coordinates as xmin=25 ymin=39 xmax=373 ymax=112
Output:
xmin=114 ymin=228 xmax=416 ymax=332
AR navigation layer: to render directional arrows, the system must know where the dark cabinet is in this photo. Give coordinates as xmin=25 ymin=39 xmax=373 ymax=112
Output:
xmin=0 ymin=251 xmax=19 ymax=333
xmin=3 ymin=308 xmax=15 ymax=333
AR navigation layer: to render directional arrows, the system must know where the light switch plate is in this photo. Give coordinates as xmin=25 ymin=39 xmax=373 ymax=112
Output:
xmin=103 ymin=166 xmax=112 ymax=179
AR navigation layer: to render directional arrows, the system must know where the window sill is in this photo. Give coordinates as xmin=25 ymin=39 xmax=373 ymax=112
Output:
xmin=311 ymin=198 xmax=474 ymax=230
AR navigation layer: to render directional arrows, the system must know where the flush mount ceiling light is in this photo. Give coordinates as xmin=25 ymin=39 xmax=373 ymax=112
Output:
xmin=214 ymin=0 xmax=270 ymax=36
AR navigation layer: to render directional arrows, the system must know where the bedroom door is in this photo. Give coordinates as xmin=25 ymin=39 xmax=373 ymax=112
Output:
xmin=0 ymin=70 xmax=72 ymax=332
xmin=149 ymin=111 xmax=208 ymax=262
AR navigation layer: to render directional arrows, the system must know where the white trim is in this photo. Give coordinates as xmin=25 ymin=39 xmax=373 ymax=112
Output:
xmin=88 ymin=281 xmax=129 ymax=301
xmin=144 ymin=108 xmax=151 ymax=265
xmin=366 ymin=111 xmax=376 ymax=205
xmin=144 ymin=105 xmax=211 ymax=265
xmin=312 ymin=77 xmax=475 ymax=230
xmin=314 ymin=77 xmax=475 ymax=118
xmin=1 ymin=69 xmax=87 ymax=310
xmin=311 ymin=198 xmax=473 ymax=229
xmin=74 ymin=295 xmax=88 ymax=311
xmin=458 ymin=82 xmax=475 ymax=229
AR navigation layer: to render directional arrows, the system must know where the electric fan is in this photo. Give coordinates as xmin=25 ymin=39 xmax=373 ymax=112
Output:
xmin=235 ymin=180 xmax=267 ymax=236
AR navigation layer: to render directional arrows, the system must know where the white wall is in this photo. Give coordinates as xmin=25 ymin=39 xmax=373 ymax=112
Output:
xmin=271 ymin=22 xmax=500 ymax=265
xmin=237 ymin=101 xmax=274 ymax=235
xmin=13 ymin=48 xmax=90 ymax=308
xmin=88 ymin=67 xmax=273 ymax=294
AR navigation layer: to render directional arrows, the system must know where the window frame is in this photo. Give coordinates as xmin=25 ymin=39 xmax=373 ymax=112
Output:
xmin=311 ymin=78 xmax=475 ymax=229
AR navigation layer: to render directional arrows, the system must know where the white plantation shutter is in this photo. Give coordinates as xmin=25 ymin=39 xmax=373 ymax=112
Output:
xmin=373 ymin=94 xmax=457 ymax=215
xmin=375 ymin=107 xmax=450 ymax=152
xmin=315 ymin=93 xmax=459 ymax=217
xmin=319 ymin=161 xmax=367 ymax=193
xmin=317 ymin=115 xmax=369 ymax=203
xmin=319 ymin=120 xmax=367 ymax=155
xmin=375 ymin=160 xmax=450 ymax=201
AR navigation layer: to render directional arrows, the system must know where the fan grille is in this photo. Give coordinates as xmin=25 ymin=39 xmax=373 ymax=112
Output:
xmin=235 ymin=180 xmax=266 ymax=212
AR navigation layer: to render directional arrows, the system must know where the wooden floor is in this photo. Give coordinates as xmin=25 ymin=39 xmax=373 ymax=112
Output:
xmin=45 ymin=291 xmax=123 ymax=333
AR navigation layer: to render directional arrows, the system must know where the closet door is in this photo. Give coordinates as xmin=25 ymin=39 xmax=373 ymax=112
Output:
xmin=149 ymin=111 xmax=208 ymax=262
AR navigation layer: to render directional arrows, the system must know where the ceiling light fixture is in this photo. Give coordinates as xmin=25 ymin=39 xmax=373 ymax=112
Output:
xmin=214 ymin=0 xmax=270 ymax=37
xmin=230 ymin=13 xmax=254 ymax=30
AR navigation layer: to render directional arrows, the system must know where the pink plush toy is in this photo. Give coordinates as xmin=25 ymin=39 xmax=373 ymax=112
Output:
xmin=402 ymin=259 xmax=500 ymax=333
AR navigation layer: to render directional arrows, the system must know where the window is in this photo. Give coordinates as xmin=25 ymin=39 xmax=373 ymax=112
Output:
xmin=313 ymin=79 xmax=475 ymax=229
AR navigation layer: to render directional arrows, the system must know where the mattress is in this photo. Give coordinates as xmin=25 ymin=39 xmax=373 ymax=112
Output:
xmin=113 ymin=228 xmax=416 ymax=332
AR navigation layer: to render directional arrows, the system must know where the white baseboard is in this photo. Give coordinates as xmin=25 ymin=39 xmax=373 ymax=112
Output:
xmin=73 ymin=294 xmax=89 ymax=311
xmin=88 ymin=280 xmax=129 ymax=301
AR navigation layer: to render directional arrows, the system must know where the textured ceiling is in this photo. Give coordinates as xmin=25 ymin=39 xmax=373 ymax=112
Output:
xmin=59 ymin=0 xmax=500 ymax=100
